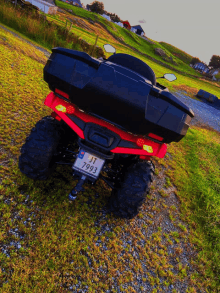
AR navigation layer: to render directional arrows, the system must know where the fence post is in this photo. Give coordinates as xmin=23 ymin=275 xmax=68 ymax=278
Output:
xmin=68 ymin=22 xmax=73 ymax=33
xmin=64 ymin=20 xmax=68 ymax=35
xmin=91 ymin=35 xmax=98 ymax=57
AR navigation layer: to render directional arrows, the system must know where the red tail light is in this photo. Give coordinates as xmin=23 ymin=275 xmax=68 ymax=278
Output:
xmin=137 ymin=138 xmax=145 ymax=147
xmin=66 ymin=106 xmax=75 ymax=114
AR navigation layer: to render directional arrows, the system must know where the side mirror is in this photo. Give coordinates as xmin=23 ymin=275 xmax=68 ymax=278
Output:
xmin=103 ymin=44 xmax=116 ymax=54
xmin=164 ymin=73 xmax=177 ymax=82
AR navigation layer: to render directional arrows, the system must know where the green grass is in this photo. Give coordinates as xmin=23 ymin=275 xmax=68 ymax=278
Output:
xmin=159 ymin=41 xmax=194 ymax=65
xmin=0 ymin=0 xmax=104 ymax=58
xmin=155 ymin=127 xmax=220 ymax=289
xmin=54 ymin=0 xmax=99 ymax=21
xmin=0 ymin=4 xmax=220 ymax=292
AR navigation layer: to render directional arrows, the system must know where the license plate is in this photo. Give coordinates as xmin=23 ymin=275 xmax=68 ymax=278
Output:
xmin=73 ymin=149 xmax=105 ymax=179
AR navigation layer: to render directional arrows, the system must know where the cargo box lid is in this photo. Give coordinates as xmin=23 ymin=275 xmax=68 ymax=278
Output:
xmin=52 ymin=47 xmax=102 ymax=69
xmin=150 ymin=88 xmax=194 ymax=118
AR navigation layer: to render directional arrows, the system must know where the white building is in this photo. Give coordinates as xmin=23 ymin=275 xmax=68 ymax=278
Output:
xmin=26 ymin=0 xmax=58 ymax=14
xmin=130 ymin=27 xmax=137 ymax=33
xmin=101 ymin=14 xmax=111 ymax=21
xmin=114 ymin=22 xmax=123 ymax=27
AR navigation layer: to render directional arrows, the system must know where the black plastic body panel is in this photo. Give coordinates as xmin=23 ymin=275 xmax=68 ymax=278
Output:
xmin=83 ymin=123 xmax=121 ymax=151
xmin=44 ymin=47 xmax=194 ymax=144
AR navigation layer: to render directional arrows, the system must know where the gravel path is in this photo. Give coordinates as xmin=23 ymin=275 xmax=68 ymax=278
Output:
xmin=172 ymin=91 xmax=220 ymax=133
xmin=0 ymin=23 xmax=51 ymax=59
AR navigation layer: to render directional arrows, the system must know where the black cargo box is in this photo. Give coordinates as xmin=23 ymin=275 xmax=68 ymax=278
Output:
xmin=44 ymin=47 xmax=194 ymax=144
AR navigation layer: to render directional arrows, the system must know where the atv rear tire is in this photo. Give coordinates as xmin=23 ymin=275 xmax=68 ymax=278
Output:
xmin=108 ymin=160 xmax=155 ymax=219
xmin=19 ymin=116 xmax=66 ymax=180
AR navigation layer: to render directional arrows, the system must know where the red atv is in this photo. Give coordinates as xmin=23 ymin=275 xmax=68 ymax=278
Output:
xmin=19 ymin=44 xmax=194 ymax=219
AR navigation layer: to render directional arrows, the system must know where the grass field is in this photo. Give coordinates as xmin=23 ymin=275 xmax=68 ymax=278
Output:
xmin=0 ymin=2 xmax=220 ymax=292
xmin=159 ymin=42 xmax=194 ymax=65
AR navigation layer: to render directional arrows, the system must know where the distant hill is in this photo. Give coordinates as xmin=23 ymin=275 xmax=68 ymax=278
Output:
xmin=52 ymin=0 xmax=202 ymax=77
xmin=159 ymin=42 xmax=193 ymax=65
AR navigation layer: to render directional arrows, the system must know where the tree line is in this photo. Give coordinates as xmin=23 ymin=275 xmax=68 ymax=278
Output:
xmin=191 ymin=55 xmax=220 ymax=69
xmin=86 ymin=1 xmax=121 ymax=23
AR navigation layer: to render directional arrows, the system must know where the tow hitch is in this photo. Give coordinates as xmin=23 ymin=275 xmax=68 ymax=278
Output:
xmin=68 ymin=174 xmax=87 ymax=200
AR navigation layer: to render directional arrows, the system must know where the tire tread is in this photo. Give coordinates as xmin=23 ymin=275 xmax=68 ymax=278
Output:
xmin=19 ymin=116 xmax=64 ymax=180
xmin=108 ymin=161 xmax=155 ymax=219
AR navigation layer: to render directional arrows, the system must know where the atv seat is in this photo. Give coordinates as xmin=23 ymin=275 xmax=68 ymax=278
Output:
xmin=107 ymin=53 xmax=156 ymax=85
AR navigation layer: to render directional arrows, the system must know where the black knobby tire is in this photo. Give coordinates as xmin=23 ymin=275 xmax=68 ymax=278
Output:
xmin=108 ymin=160 xmax=155 ymax=219
xmin=19 ymin=116 xmax=67 ymax=180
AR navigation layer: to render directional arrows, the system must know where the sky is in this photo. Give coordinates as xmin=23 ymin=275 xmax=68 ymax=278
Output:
xmin=81 ymin=0 xmax=220 ymax=65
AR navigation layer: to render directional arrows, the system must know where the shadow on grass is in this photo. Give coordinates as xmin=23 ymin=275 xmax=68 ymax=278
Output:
xmin=17 ymin=163 xmax=110 ymax=214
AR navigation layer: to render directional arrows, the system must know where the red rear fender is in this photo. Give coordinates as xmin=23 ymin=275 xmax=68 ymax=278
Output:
xmin=44 ymin=91 xmax=167 ymax=159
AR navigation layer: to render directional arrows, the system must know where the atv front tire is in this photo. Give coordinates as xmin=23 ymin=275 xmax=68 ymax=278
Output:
xmin=108 ymin=160 xmax=155 ymax=219
xmin=19 ymin=116 xmax=66 ymax=180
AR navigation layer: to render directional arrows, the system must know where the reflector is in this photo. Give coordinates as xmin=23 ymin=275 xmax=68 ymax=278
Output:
xmin=143 ymin=145 xmax=153 ymax=153
xmin=55 ymin=105 xmax=67 ymax=113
